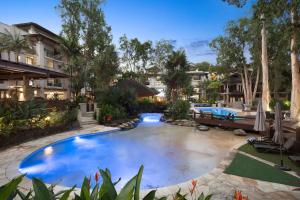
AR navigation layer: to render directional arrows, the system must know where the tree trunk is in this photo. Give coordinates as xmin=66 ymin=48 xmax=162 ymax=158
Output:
xmin=240 ymin=72 xmax=248 ymax=105
xmin=261 ymin=15 xmax=271 ymax=111
xmin=290 ymin=9 xmax=300 ymax=119
xmin=252 ymin=68 xmax=260 ymax=100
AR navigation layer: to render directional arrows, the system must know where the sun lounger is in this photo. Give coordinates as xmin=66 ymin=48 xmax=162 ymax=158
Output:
xmin=288 ymin=156 xmax=300 ymax=163
xmin=253 ymin=137 xmax=295 ymax=153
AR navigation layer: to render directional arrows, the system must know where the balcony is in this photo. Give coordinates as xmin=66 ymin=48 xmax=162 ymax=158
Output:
xmin=44 ymin=56 xmax=64 ymax=73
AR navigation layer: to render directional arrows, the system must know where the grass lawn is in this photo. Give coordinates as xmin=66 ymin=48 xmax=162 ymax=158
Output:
xmin=239 ymin=144 xmax=300 ymax=174
xmin=224 ymin=153 xmax=300 ymax=187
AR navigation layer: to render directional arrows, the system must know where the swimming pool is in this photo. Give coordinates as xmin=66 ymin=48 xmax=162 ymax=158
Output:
xmin=194 ymin=107 xmax=237 ymax=118
xmin=19 ymin=113 xmax=240 ymax=189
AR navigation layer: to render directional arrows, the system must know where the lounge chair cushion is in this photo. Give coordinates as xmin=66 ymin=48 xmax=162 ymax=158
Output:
xmin=288 ymin=156 xmax=300 ymax=162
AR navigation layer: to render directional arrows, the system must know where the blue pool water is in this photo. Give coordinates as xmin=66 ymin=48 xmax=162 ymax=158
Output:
xmin=19 ymin=113 xmax=232 ymax=189
xmin=195 ymin=107 xmax=237 ymax=118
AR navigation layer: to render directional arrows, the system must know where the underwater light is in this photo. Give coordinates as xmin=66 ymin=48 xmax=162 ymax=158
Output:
xmin=143 ymin=117 xmax=160 ymax=123
xmin=44 ymin=146 xmax=53 ymax=155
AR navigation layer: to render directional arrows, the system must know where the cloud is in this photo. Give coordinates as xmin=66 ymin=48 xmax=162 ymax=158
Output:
xmin=189 ymin=40 xmax=209 ymax=49
xmin=195 ymin=50 xmax=216 ymax=56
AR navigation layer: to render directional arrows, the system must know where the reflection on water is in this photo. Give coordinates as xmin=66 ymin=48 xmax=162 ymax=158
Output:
xmin=19 ymin=118 xmax=241 ymax=189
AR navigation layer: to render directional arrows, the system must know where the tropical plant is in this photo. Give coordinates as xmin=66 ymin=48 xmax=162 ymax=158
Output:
xmin=0 ymin=27 xmax=33 ymax=62
xmin=0 ymin=166 xmax=194 ymax=200
xmin=171 ymin=180 xmax=212 ymax=200
xmin=162 ymin=50 xmax=191 ymax=102
xmin=97 ymin=104 xmax=126 ymax=123
xmin=97 ymin=87 xmax=138 ymax=117
xmin=168 ymin=100 xmax=190 ymax=120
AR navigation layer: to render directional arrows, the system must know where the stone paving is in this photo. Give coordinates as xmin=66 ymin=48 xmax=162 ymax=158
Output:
xmin=0 ymin=124 xmax=300 ymax=199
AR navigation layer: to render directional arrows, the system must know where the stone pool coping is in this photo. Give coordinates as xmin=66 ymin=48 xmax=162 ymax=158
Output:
xmin=1 ymin=124 xmax=300 ymax=200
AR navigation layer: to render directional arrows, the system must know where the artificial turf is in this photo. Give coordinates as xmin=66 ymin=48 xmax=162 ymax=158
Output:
xmin=224 ymin=153 xmax=300 ymax=187
xmin=238 ymin=143 xmax=300 ymax=173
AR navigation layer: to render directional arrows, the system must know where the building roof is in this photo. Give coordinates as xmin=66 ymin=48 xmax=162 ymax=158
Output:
xmin=14 ymin=22 xmax=60 ymax=39
xmin=0 ymin=59 xmax=69 ymax=80
xmin=115 ymin=79 xmax=159 ymax=97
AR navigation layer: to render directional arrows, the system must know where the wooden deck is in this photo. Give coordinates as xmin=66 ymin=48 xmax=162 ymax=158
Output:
xmin=193 ymin=112 xmax=270 ymax=132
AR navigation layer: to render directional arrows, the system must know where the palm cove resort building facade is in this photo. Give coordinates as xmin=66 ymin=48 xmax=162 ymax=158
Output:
xmin=0 ymin=21 xmax=70 ymax=101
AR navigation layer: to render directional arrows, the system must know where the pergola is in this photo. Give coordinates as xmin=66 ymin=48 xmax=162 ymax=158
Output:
xmin=0 ymin=59 xmax=69 ymax=101
xmin=0 ymin=59 xmax=68 ymax=80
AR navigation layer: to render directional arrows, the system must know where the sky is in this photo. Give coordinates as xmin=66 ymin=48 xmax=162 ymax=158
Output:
xmin=0 ymin=0 xmax=254 ymax=64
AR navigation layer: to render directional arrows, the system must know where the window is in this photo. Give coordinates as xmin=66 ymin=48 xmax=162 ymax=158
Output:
xmin=46 ymin=59 xmax=54 ymax=68
xmin=47 ymin=78 xmax=54 ymax=86
xmin=47 ymin=79 xmax=62 ymax=87
xmin=44 ymin=48 xmax=54 ymax=58
xmin=26 ymin=56 xmax=34 ymax=65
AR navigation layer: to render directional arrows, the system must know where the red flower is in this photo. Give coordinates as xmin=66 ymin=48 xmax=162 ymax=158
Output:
xmin=106 ymin=114 xmax=113 ymax=122
xmin=189 ymin=179 xmax=198 ymax=195
xmin=192 ymin=179 xmax=197 ymax=187
xmin=234 ymin=190 xmax=248 ymax=200
xmin=95 ymin=171 xmax=100 ymax=183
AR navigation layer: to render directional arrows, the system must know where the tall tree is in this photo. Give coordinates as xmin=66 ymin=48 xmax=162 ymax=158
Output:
xmin=162 ymin=50 xmax=191 ymax=102
xmin=223 ymin=0 xmax=300 ymax=119
xmin=210 ymin=18 xmax=260 ymax=108
xmin=57 ymin=0 xmax=83 ymax=99
xmin=152 ymin=40 xmax=174 ymax=73
xmin=58 ymin=0 xmax=118 ymax=98
xmin=119 ymin=35 xmax=153 ymax=82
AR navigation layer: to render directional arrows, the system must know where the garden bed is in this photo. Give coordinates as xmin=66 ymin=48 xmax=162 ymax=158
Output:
xmin=0 ymin=121 xmax=79 ymax=150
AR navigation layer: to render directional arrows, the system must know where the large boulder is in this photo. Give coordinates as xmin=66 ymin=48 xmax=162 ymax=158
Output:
xmin=197 ymin=125 xmax=209 ymax=131
xmin=233 ymin=129 xmax=247 ymax=136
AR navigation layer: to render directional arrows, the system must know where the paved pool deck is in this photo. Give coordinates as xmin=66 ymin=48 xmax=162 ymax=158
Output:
xmin=0 ymin=124 xmax=299 ymax=200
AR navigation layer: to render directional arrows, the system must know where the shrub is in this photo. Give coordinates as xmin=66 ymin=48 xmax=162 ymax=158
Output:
xmin=137 ymin=99 xmax=167 ymax=113
xmin=168 ymin=100 xmax=190 ymax=120
xmin=0 ymin=166 xmax=212 ymax=200
xmin=98 ymin=104 xmax=127 ymax=123
xmin=269 ymin=99 xmax=291 ymax=110
xmin=97 ymin=87 xmax=138 ymax=117
xmin=0 ymin=99 xmax=78 ymax=136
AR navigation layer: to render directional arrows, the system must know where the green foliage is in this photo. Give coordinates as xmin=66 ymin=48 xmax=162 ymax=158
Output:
xmin=0 ymin=100 xmax=77 ymax=136
xmin=203 ymin=80 xmax=222 ymax=103
xmin=136 ymin=99 xmax=167 ymax=113
xmin=97 ymin=87 xmax=138 ymax=116
xmin=269 ymin=99 xmax=291 ymax=110
xmin=119 ymin=35 xmax=153 ymax=74
xmin=58 ymin=0 xmax=118 ymax=97
xmin=0 ymin=27 xmax=33 ymax=62
xmin=172 ymin=189 xmax=212 ymax=200
xmin=1 ymin=165 xmax=198 ymax=200
xmin=162 ymin=50 xmax=191 ymax=102
xmin=98 ymin=104 xmax=127 ymax=123
xmin=168 ymin=100 xmax=190 ymax=120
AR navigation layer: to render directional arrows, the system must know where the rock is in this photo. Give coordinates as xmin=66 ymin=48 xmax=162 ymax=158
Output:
xmin=233 ymin=129 xmax=247 ymax=136
xmin=197 ymin=125 xmax=209 ymax=131
xmin=165 ymin=119 xmax=173 ymax=123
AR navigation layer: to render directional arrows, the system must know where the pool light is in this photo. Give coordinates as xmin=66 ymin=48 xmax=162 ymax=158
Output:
xmin=44 ymin=146 xmax=53 ymax=155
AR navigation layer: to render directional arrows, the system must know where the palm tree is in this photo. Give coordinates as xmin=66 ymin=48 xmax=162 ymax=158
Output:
xmin=163 ymin=50 xmax=191 ymax=102
xmin=0 ymin=28 xmax=33 ymax=62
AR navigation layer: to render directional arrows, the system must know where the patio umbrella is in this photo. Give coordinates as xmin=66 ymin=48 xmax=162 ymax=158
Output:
xmin=254 ymin=100 xmax=266 ymax=133
xmin=273 ymin=102 xmax=290 ymax=171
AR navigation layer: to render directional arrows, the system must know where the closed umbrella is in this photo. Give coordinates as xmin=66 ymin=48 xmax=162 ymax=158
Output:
xmin=273 ymin=102 xmax=290 ymax=171
xmin=254 ymin=100 xmax=266 ymax=133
